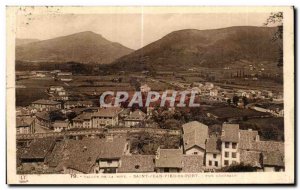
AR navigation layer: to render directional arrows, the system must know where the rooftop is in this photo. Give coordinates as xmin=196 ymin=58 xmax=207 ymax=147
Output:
xmin=155 ymin=148 xmax=183 ymax=168
xmin=182 ymin=121 xmax=208 ymax=150
xmin=32 ymin=99 xmax=61 ymax=105
xmin=16 ymin=117 xmax=35 ymax=128
xmin=205 ymin=135 xmax=221 ymax=153
xmin=221 ymin=124 xmax=240 ymax=143
xmin=20 ymin=137 xmax=56 ymax=160
xmin=118 ymin=155 xmax=155 ymax=173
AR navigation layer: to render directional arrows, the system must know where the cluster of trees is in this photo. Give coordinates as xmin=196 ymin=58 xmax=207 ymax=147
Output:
xmin=130 ymin=132 xmax=180 ymax=155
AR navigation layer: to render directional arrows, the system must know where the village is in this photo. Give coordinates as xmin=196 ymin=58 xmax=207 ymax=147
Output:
xmin=15 ymin=67 xmax=285 ymax=174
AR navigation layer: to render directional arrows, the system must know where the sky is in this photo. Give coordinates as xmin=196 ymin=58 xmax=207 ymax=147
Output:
xmin=16 ymin=12 xmax=272 ymax=50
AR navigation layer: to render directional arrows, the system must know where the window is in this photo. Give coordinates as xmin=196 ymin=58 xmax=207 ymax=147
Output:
xmin=225 ymin=152 xmax=229 ymax=158
xmin=213 ymin=154 xmax=217 ymax=159
xmin=215 ymin=161 xmax=218 ymax=167
xmin=225 ymin=142 xmax=230 ymax=148
xmin=135 ymin=165 xmax=140 ymax=169
xmin=194 ymin=152 xmax=198 ymax=155
xmin=224 ymin=160 xmax=229 ymax=166
xmin=232 ymin=143 xmax=237 ymax=149
xmin=232 ymin=152 xmax=237 ymax=158
xmin=209 ymin=161 xmax=212 ymax=166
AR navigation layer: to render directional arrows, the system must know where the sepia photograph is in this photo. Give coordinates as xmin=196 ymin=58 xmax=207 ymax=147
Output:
xmin=6 ymin=6 xmax=294 ymax=184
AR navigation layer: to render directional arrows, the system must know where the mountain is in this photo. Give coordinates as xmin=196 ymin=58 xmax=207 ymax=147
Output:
xmin=16 ymin=31 xmax=133 ymax=64
xmin=112 ymin=26 xmax=282 ymax=71
xmin=16 ymin=39 xmax=40 ymax=46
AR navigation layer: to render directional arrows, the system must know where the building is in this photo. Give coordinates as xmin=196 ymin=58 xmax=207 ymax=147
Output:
xmin=57 ymin=72 xmax=72 ymax=76
xmin=71 ymin=107 xmax=123 ymax=129
xmin=31 ymin=99 xmax=61 ymax=111
xmin=220 ymin=124 xmax=240 ymax=167
xmin=72 ymin=112 xmax=93 ymax=129
xmin=49 ymin=86 xmax=64 ymax=93
xmin=92 ymin=107 xmax=122 ymax=128
xmin=205 ymin=135 xmax=222 ymax=169
xmin=96 ymin=136 xmax=131 ymax=173
xmin=140 ymin=84 xmax=151 ymax=93
xmin=19 ymin=137 xmax=56 ymax=165
xmin=64 ymin=101 xmax=94 ymax=109
xmin=124 ymin=110 xmax=146 ymax=127
xmin=118 ymin=155 xmax=155 ymax=173
xmin=155 ymin=147 xmax=204 ymax=173
xmin=182 ymin=121 xmax=208 ymax=157
xmin=35 ymin=111 xmax=52 ymax=129
xmin=53 ymin=120 xmax=69 ymax=132
xmin=51 ymin=136 xmax=130 ymax=174
xmin=155 ymin=148 xmax=183 ymax=173
xmin=16 ymin=117 xmax=35 ymax=134
xmin=262 ymin=151 xmax=284 ymax=172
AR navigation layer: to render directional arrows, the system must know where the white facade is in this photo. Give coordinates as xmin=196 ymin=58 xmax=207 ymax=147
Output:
xmin=205 ymin=153 xmax=222 ymax=169
xmin=221 ymin=141 xmax=240 ymax=167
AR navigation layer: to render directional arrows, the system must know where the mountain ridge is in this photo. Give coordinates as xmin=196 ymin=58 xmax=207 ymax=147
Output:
xmin=16 ymin=31 xmax=133 ymax=64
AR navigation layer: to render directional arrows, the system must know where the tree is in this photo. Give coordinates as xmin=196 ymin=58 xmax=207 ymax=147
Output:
xmin=221 ymin=163 xmax=257 ymax=172
xmin=242 ymin=96 xmax=248 ymax=107
xmin=227 ymin=98 xmax=232 ymax=105
xmin=264 ymin=12 xmax=283 ymax=67
xmin=232 ymin=96 xmax=239 ymax=106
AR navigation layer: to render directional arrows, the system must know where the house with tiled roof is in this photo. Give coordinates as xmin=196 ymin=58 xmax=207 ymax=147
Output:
xmin=155 ymin=147 xmax=204 ymax=173
xmin=124 ymin=109 xmax=146 ymax=127
xmin=35 ymin=111 xmax=52 ymax=129
xmin=238 ymin=128 xmax=285 ymax=172
xmin=155 ymin=148 xmax=183 ymax=173
xmin=262 ymin=151 xmax=284 ymax=172
xmin=20 ymin=137 xmax=56 ymax=164
xmin=72 ymin=112 xmax=93 ymax=128
xmin=31 ymin=99 xmax=61 ymax=111
xmin=53 ymin=120 xmax=69 ymax=132
xmin=118 ymin=155 xmax=155 ymax=173
xmin=16 ymin=117 xmax=35 ymax=134
xmin=182 ymin=121 xmax=208 ymax=157
xmin=92 ymin=107 xmax=123 ymax=128
xmin=205 ymin=135 xmax=222 ymax=169
xmin=47 ymin=135 xmax=130 ymax=174
xmin=220 ymin=124 xmax=240 ymax=167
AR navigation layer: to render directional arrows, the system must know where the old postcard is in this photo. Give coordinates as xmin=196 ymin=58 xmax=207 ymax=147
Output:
xmin=6 ymin=6 xmax=294 ymax=184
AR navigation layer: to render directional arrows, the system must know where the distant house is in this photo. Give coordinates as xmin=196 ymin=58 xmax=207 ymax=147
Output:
xmin=124 ymin=110 xmax=146 ymax=127
xmin=140 ymin=84 xmax=151 ymax=93
xmin=220 ymin=124 xmax=240 ymax=167
xmin=118 ymin=155 xmax=155 ymax=173
xmin=64 ymin=101 xmax=94 ymax=109
xmin=57 ymin=72 xmax=72 ymax=76
xmin=49 ymin=86 xmax=64 ymax=93
xmin=35 ymin=111 xmax=52 ymax=129
xmin=53 ymin=120 xmax=69 ymax=132
xmin=209 ymin=88 xmax=218 ymax=97
xmin=182 ymin=121 xmax=208 ymax=157
xmin=31 ymin=99 xmax=61 ymax=111
xmin=16 ymin=117 xmax=35 ymax=134
xmin=72 ymin=112 xmax=93 ymax=129
xmin=92 ymin=107 xmax=122 ymax=128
